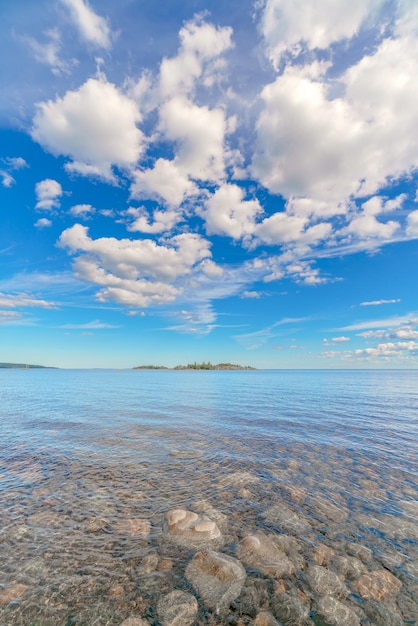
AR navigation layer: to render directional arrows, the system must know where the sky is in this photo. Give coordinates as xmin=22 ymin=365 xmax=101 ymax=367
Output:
xmin=1 ymin=0 xmax=418 ymax=369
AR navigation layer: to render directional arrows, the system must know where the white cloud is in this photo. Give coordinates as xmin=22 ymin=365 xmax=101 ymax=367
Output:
xmin=35 ymin=179 xmax=63 ymax=210
xmin=201 ymin=184 xmax=263 ymax=239
xmin=360 ymin=299 xmax=400 ymax=306
xmin=58 ymin=224 xmax=214 ymax=307
xmin=3 ymin=157 xmax=28 ymax=170
xmin=241 ymin=291 xmax=261 ymax=299
xmin=60 ymin=0 xmax=112 ymax=49
xmin=0 ymin=157 xmax=28 ymax=187
xmin=131 ymin=158 xmax=198 ymax=207
xmin=259 ymin=0 xmax=383 ymax=68
xmin=0 ymin=293 xmax=57 ymax=309
xmin=159 ymin=96 xmax=226 ymax=182
xmin=341 ymin=313 xmax=418 ymax=331
xmin=59 ymin=319 xmax=120 ymax=329
xmin=32 ymin=78 xmax=143 ymax=181
xmin=252 ymin=32 xmax=418 ymax=251
xmin=159 ymin=17 xmax=232 ymax=98
xmin=393 ymin=328 xmax=418 ymax=340
xmin=35 ymin=218 xmax=52 ymax=228
xmin=125 ymin=206 xmax=181 ymax=234
xmin=69 ymin=203 xmax=95 ymax=218
xmin=24 ymin=28 xmax=75 ymax=75
xmin=325 ymin=336 xmax=350 ymax=343
xmin=406 ymin=210 xmax=418 ymax=236
xmin=0 ymin=171 xmax=15 ymax=188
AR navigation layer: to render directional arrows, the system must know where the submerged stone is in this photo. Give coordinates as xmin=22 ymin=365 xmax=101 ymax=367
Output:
xmin=113 ymin=518 xmax=151 ymax=537
xmin=254 ymin=610 xmax=281 ymax=626
xmin=306 ymin=565 xmax=349 ymax=598
xmin=236 ymin=533 xmax=295 ymax=578
xmin=185 ymin=549 xmax=246 ymax=613
xmin=119 ymin=618 xmax=149 ymax=626
xmin=261 ymin=504 xmax=311 ymax=534
xmin=157 ymin=590 xmax=198 ymax=626
xmin=271 ymin=592 xmax=310 ymax=626
xmin=164 ymin=508 xmax=222 ymax=547
xmin=354 ymin=570 xmax=402 ymax=600
xmin=0 ymin=583 xmax=29 ymax=606
xmin=315 ymin=596 xmax=361 ymax=626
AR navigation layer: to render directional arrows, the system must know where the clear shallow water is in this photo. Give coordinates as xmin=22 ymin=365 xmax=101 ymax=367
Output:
xmin=0 ymin=369 xmax=417 ymax=625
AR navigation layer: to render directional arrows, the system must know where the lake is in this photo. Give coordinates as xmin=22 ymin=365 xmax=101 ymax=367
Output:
xmin=0 ymin=369 xmax=417 ymax=625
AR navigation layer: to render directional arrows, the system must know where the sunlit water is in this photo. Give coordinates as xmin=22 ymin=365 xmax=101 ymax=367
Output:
xmin=0 ymin=369 xmax=417 ymax=625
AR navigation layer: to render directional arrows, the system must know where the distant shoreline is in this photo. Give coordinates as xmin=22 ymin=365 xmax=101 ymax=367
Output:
xmin=0 ymin=363 xmax=56 ymax=369
xmin=133 ymin=362 xmax=256 ymax=371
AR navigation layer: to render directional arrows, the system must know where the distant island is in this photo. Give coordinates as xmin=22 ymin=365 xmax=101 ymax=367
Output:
xmin=0 ymin=363 xmax=54 ymax=369
xmin=133 ymin=361 xmax=256 ymax=370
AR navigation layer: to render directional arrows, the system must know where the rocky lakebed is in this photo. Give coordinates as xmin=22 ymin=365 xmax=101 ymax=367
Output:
xmin=0 ymin=435 xmax=417 ymax=626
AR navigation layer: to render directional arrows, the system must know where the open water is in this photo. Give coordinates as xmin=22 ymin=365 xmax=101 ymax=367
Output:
xmin=0 ymin=369 xmax=417 ymax=625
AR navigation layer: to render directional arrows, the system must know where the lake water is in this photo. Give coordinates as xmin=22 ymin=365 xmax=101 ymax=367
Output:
xmin=0 ymin=369 xmax=417 ymax=625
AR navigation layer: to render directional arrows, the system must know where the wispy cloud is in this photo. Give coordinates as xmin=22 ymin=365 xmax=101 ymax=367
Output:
xmin=340 ymin=313 xmax=418 ymax=332
xmin=58 ymin=319 xmax=121 ymax=329
xmin=234 ymin=317 xmax=309 ymax=349
xmin=360 ymin=299 xmax=400 ymax=306
xmin=0 ymin=292 xmax=57 ymax=309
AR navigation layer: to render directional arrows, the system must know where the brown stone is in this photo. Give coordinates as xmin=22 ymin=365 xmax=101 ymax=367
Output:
xmin=109 ymin=584 xmax=125 ymax=596
xmin=164 ymin=508 xmax=221 ymax=547
xmin=312 ymin=543 xmax=335 ymax=566
xmin=236 ymin=534 xmax=294 ymax=578
xmin=0 ymin=583 xmax=29 ymax=605
xmin=113 ymin=519 xmax=151 ymax=537
xmin=354 ymin=570 xmax=402 ymax=600
xmin=254 ymin=611 xmax=280 ymax=626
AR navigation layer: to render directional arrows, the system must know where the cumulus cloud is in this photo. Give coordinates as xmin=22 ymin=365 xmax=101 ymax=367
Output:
xmin=35 ymin=179 xmax=63 ymax=210
xmin=250 ymin=30 xmax=418 ymax=261
xmin=131 ymin=158 xmax=198 ymax=207
xmin=159 ymin=97 xmax=227 ymax=182
xmin=60 ymin=0 xmax=112 ymax=49
xmin=241 ymin=291 xmax=261 ymax=299
xmin=34 ymin=218 xmax=52 ymax=228
xmin=69 ymin=204 xmax=95 ymax=218
xmin=32 ymin=78 xmax=143 ymax=181
xmin=125 ymin=206 xmax=182 ymax=234
xmin=201 ymin=184 xmax=263 ymax=239
xmin=406 ymin=210 xmax=418 ymax=236
xmin=159 ymin=17 xmax=233 ymax=98
xmin=58 ymin=224 xmax=215 ymax=307
xmin=259 ymin=0 xmax=384 ymax=68
xmin=324 ymin=336 xmax=350 ymax=343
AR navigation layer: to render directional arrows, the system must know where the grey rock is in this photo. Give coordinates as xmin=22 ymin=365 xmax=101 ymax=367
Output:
xmin=185 ymin=549 xmax=246 ymax=614
xmin=315 ymin=596 xmax=361 ymax=626
xmin=331 ymin=555 xmax=367 ymax=580
xmin=261 ymin=504 xmax=311 ymax=534
xmin=236 ymin=533 xmax=294 ymax=578
xmin=164 ymin=508 xmax=222 ymax=548
xmin=233 ymin=579 xmax=270 ymax=618
xmin=306 ymin=565 xmax=349 ymax=598
xmin=271 ymin=592 xmax=311 ymax=626
xmin=157 ymin=589 xmax=198 ymax=626
xmin=254 ymin=611 xmax=281 ymax=626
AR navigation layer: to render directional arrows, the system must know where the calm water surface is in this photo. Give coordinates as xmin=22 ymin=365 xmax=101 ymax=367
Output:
xmin=0 ymin=369 xmax=417 ymax=625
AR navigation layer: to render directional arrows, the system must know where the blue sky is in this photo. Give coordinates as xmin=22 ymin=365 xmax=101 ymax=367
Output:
xmin=1 ymin=0 xmax=418 ymax=368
